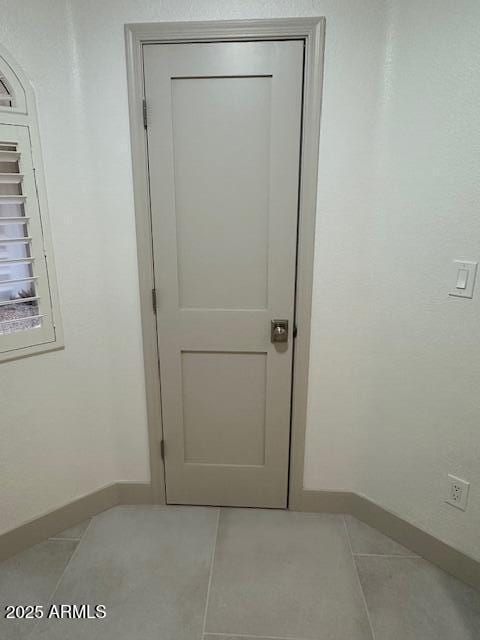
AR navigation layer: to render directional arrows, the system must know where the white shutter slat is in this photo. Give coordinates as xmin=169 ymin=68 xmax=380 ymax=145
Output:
xmin=0 ymin=173 xmax=23 ymax=184
xmin=0 ymin=150 xmax=20 ymax=162
xmin=0 ymin=296 xmax=39 ymax=307
xmin=0 ymin=237 xmax=32 ymax=244
xmin=0 ymin=195 xmax=26 ymax=204
xmin=0 ymin=257 xmax=34 ymax=264
xmin=0 ymin=276 xmax=37 ymax=286
xmin=0 ymin=216 xmax=30 ymax=224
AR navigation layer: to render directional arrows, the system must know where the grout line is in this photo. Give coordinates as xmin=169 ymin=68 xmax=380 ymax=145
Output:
xmin=342 ymin=515 xmax=376 ymax=640
xmin=201 ymin=507 xmax=221 ymax=639
xmin=48 ymin=536 xmax=82 ymax=542
xmin=49 ymin=518 xmax=92 ymax=543
xmin=48 ymin=517 xmax=95 ymax=599
xmin=354 ymin=553 xmax=418 ymax=559
xmin=27 ymin=517 xmax=95 ymax=638
xmin=204 ymin=632 xmax=322 ymax=640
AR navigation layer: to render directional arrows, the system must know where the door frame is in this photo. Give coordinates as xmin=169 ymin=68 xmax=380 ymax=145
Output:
xmin=125 ymin=17 xmax=325 ymax=509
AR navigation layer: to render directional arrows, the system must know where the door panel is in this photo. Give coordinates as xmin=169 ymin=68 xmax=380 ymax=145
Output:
xmin=144 ymin=41 xmax=304 ymax=507
xmin=182 ymin=351 xmax=267 ymax=466
xmin=172 ymin=75 xmax=271 ymax=310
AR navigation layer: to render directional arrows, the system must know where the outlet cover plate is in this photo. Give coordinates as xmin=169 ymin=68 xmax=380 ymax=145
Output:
xmin=446 ymin=474 xmax=470 ymax=511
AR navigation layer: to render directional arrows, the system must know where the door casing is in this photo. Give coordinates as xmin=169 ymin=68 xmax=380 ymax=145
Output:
xmin=125 ymin=17 xmax=325 ymax=510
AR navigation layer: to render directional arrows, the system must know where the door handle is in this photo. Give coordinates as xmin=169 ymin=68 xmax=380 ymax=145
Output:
xmin=271 ymin=319 xmax=289 ymax=343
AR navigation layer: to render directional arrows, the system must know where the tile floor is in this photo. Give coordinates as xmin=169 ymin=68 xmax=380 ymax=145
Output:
xmin=0 ymin=506 xmax=479 ymax=639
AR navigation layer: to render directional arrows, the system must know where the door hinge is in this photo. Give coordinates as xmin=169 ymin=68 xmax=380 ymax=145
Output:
xmin=152 ymin=288 xmax=157 ymax=314
xmin=143 ymin=98 xmax=148 ymax=129
xmin=293 ymin=325 xmax=298 ymax=339
xmin=159 ymin=439 xmax=165 ymax=460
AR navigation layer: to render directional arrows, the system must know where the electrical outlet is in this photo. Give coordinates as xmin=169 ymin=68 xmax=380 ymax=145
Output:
xmin=446 ymin=474 xmax=470 ymax=511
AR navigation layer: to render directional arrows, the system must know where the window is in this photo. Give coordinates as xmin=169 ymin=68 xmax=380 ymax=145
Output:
xmin=0 ymin=46 xmax=62 ymax=361
xmin=0 ymin=75 xmax=13 ymax=108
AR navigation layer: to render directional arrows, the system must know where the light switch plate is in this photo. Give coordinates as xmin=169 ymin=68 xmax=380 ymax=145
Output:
xmin=449 ymin=260 xmax=477 ymax=298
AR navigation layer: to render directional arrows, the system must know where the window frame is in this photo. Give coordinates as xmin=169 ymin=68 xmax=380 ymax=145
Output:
xmin=0 ymin=44 xmax=63 ymax=362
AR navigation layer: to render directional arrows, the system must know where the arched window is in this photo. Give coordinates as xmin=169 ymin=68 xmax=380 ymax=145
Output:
xmin=0 ymin=45 xmax=62 ymax=361
xmin=0 ymin=75 xmax=13 ymax=108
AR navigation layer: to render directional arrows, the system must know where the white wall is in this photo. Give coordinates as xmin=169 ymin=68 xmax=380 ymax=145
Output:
xmin=1 ymin=0 xmax=479 ymax=561
xmin=0 ymin=0 xmax=151 ymax=532
xmin=305 ymin=0 xmax=480 ymax=558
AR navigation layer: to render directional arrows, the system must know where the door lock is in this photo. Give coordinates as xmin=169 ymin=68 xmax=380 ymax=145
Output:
xmin=271 ymin=319 xmax=289 ymax=343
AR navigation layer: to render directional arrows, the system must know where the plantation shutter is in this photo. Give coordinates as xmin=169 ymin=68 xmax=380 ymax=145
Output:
xmin=0 ymin=123 xmax=55 ymax=353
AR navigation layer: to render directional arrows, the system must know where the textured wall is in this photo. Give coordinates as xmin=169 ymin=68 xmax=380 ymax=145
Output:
xmin=304 ymin=0 xmax=480 ymax=558
xmin=1 ymin=0 xmax=479 ymax=561
xmin=0 ymin=0 xmax=386 ymax=533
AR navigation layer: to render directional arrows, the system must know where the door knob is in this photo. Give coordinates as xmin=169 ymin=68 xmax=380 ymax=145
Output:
xmin=271 ymin=319 xmax=289 ymax=343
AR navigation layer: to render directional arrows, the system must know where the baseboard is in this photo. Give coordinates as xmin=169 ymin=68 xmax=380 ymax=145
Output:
xmin=117 ymin=481 xmax=154 ymax=504
xmin=297 ymin=489 xmax=480 ymax=592
xmin=0 ymin=482 xmax=153 ymax=563
xmin=294 ymin=489 xmax=354 ymax=513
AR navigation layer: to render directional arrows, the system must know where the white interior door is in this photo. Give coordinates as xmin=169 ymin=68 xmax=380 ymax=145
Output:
xmin=144 ymin=40 xmax=304 ymax=507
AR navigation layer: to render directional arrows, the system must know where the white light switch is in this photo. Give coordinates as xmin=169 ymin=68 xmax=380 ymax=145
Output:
xmin=456 ymin=269 xmax=468 ymax=290
xmin=449 ymin=260 xmax=477 ymax=298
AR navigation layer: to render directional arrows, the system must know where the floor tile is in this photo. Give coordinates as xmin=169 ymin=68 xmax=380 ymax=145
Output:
xmin=344 ymin=515 xmax=415 ymax=556
xmin=204 ymin=636 xmax=278 ymax=639
xmin=31 ymin=506 xmax=218 ymax=640
xmin=205 ymin=508 xmax=372 ymax=639
xmin=0 ymin=540 xmax=78 ymax=640
xmin=356 ymin=556 xmax=480 ymax=639
xmin=49 ymin=520 xmax=90 ymax=541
